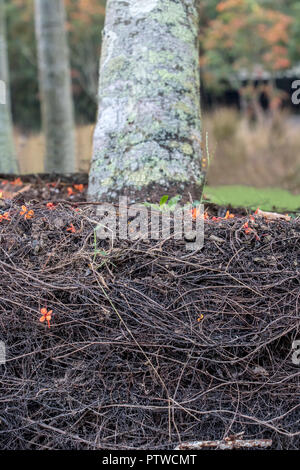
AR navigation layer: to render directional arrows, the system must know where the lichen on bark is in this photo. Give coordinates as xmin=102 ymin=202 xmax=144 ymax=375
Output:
xmin=88 ymin=0 xmax=204 ymax=202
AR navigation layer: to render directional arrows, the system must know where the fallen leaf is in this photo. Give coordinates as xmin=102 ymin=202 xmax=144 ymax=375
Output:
xmin=256 ymin=209 xmax=291 ymax=222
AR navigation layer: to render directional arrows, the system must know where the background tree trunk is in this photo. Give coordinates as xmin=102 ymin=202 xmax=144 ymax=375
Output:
xmin=0 ymin=0 xmax=18 ymax=174
xmin=34 ymin=0 xmax=76 ymax=173
xmin=88 ymin=0 xmax=204 ymax=202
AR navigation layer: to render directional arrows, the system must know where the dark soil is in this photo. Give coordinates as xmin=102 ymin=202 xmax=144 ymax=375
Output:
xmin=0 ymin=175 xmax=299 ymax=450
xmin=0 ymin=174 xmax=248 ymax=217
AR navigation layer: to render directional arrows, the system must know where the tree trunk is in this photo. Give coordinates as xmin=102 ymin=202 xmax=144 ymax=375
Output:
xmin=88 ymin=0 xmax=204 ymax=203
xmin=0 ymin=0 xmax=18 ymax=174
xmin=34 ymin=0 xmax=76 ymax=173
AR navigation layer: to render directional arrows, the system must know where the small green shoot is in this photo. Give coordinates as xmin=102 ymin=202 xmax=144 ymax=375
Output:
xmin=144 ymin=195 xmax=182 ymax=212
xmin=92 ymin=227 xmax=114 ymax=269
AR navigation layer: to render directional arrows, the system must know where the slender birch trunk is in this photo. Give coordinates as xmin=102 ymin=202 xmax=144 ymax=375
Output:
xmin=88 ymin=0 xmax=204 ymax=202
xmin=0 ymin=0 xmax=18 ymax=174
xmin=34 ymin=0 xmax=76 ymax=173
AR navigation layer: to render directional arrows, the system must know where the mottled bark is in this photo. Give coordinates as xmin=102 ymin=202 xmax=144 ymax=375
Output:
xmin=88 ymin=0 xmax=204 ymax=202
xmin=0 ymin=0 xmax=18 ymax=174
xmin=34 ymin=0 xmax=76 ymax=173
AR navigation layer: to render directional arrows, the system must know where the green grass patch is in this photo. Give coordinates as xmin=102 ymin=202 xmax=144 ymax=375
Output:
xmin=204 ymin=185 xmax=300 ymax=213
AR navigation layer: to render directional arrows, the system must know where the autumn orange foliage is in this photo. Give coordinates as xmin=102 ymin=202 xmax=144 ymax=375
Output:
xmin=40 ymin=308 xmax=52 ymax=328
xmin=20 ymin=206 xmax=34 ymax=220
xmin=65 ymin=0 xmax=105 ymax=28
xmin=203 ymin=0 xmax=293 ymax=74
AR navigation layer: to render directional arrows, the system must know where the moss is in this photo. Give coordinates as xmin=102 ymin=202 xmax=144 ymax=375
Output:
xmin=204 ymin=186 xmax=300 ymax=212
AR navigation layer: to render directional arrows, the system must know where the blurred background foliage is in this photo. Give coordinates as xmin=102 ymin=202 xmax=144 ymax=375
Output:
xmin=7 ymin=0 xmax=105 ymax=129
xmin=7 ymin=0 xmax=300 ymax=129
xmin=4 ymin=0 xmax=300 ymax=191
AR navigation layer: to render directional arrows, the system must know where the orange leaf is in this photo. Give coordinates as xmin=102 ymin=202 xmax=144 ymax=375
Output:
xmin=74 ymin=184 xmax=84 ymax=193
xmin=66 ymin=223 xmax=76 ymax=233
xmin=11 ymin=177 xmax=23 ymax=186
